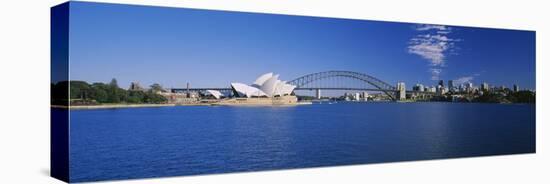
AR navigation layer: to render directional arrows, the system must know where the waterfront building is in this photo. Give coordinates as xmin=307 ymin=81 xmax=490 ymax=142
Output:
xmin=465 ymin=82 xmax=474 ymax=93
xmin=413 ymin=84 xmax=424 ymax=92
xmin=429 ymin=86 xmax=436 ymax=93
xmin=396 ymin=82 xmax=406 ymax=100
xmin=513 ymin=84 xmax=519 ymax=92
xmin=362 ymin=91 xmax=369 ymax=101
xmin=466 ymin=82 xmax=473 ymax=89
xmin=436 ymin=85 xmax=446 ymax=95
xmin=354 ymin=93 xmax=361 ymax=101
xmin=205 ymin=90 xmax=224 ymax=99
xmin=448 ymin=80 xmax=454 ymax=92
xmin=231 ymin=72 xmax=296 ymax=98
xmin=315 ymin=89 xmax=322 ymax=99
xmin=481 ymin=82 xmax=489 ymax=91
xmin=218 ymin=73 xmax=297 ymax=105
xmin=159 ymin=91 xmax=200 ymax=104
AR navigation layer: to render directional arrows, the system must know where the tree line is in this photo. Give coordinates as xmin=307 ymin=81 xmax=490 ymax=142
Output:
xmin=472 ymin=90 xmax=535 ymax=103
xmin=51 ymin=78 xmax=167 ymax=105
xmin=434 ymin=88 xmax=536 ymax=103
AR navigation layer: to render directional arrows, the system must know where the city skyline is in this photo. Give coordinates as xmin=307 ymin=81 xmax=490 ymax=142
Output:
xmin=66 ymin=2 xmax=536 ymax=90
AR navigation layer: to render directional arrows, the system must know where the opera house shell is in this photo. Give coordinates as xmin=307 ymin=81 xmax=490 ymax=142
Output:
xmin=216 ymin=73 xmax=298 ymax=105
xmin=230 ymin=73 xmax=296 ymax=98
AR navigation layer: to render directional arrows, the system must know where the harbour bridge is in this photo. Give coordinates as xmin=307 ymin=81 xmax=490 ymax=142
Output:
xmin=171 ymin=71 xmax=434 ymax=100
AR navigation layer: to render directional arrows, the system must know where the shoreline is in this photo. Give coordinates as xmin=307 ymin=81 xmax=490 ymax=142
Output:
xmin=51 ymin=101 xmax=532 ymax=110
xmin=53 ymin=101 xmax=314 ymax=110
xmin=52 ymin=103 xmax=208 ymax=110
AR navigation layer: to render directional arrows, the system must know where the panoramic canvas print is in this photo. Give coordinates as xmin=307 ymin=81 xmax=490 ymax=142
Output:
xmin=51 ymin=1 xmax=536 ymax=183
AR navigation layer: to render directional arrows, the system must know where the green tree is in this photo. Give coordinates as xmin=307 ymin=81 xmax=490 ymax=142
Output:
xmin=150 ymin=83 xmax=164 ymax=93
xmin=109 ymin=78 xmax=119 ymax=88
xmin=474 ymin=93 xmax=504 ymax=103
xmin=69 ymin=81 xmax=91 ymax=99
xmin=144 ymin=92 xmax=167 ymax=103
xmin=127 ymin=91 xmax=145 ymax=103
xmin=59 ymin=78 xmax=168 ymax=105
xmin=89 ymin=83 xmax=108 ymax=103
xmin=507 ymin=91 xmax=535 ymax=103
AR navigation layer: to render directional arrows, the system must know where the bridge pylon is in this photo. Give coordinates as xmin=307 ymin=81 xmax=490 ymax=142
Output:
xmin=315 ymin=89 xmax=321 ymax=99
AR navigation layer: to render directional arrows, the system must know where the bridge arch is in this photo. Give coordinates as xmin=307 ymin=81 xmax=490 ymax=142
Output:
xmin=288 ymin=71 xmax=397 ymax=100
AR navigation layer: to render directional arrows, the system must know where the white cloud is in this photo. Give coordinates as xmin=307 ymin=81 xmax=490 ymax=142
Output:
xmin=416 ymin=24 xmax=450 ymax=32
xmin=408 ymin=24 xmax=461 ymax=80
xmin=454 ymin=76 xmax=474 ymax=84
xmin=430 ymin=68 xmax=442 ymax=80
xmin=408 ymin=33 xmax=458 ymax=66
xmin=454 ymin=73 xmax=481 ymax=85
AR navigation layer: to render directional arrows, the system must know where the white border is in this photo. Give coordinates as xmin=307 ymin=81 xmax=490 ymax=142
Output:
xmin=0 ymin=0 xmax=547 ymax=183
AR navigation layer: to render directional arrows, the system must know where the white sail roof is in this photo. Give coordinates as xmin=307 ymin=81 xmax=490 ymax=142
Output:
xmin=259 ymin=74 xmax=279 ymax=97
xmin=231 ymin=73 xmax=296 ymax=98
xmin=252 ymin=72 xmax=273 ymax=87
xmin=231 ymin=83 xmax=267 ymax=98
xmin=206 ymin=90 xmax=223 ymax=99
xmin=272 ymin=81 xmax=296 ymax=96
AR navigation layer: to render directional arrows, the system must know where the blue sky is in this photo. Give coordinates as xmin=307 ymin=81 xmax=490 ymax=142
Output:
xmin=68 ymin=1 xmax=535 ymax=90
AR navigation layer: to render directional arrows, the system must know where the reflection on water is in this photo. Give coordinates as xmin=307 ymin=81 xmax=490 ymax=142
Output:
xmin=68 ymin=102 xmax=535 ymax=182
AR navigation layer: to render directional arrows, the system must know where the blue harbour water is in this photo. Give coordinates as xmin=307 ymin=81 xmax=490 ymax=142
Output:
xmin=68 ymin=102 xmax=535 ymax=182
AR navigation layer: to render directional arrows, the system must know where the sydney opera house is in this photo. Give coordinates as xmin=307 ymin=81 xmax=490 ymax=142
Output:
xmin=215 ymin=73 xmax=298 ymax=105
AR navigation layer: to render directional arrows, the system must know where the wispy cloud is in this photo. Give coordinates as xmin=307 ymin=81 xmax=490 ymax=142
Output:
xmin=453 ymin=73 xmax=481 ymax=85
xmin=454 ymin=76 xmax=474 ymax=84
xmin=430 ymin=68 xmax=442 ymax=80
xmin=408 ymin=27 xmax=457 ymax=66
xmin=408 ymin=24 xmax=460 ymax=80
xmin=415 ymin=24 xmax=449 ymax=31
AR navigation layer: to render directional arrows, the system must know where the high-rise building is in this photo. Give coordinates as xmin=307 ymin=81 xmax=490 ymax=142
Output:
xmin=362 ymin=91 xmax=369 ymax=101
xmin=466 ymin=82 xmax=473 ymax=88
xmin=396 ymin=82 xmax=406 ymax=100
xmin=465 ymin=82 xmax=474 ymax=93
xmin=448 ymin=80 xmax=454 ymax=92
xmin=344 ymin=92 xmax=350 ymax=101
xmin=413 ymin=83 xmax=424 ymax=92
xmin=436 ymin=85 xmax=446 ymax=95
xmin=316 ymin=89 xmax=321 ymax=99
xmin=438 ymin=80 xmax=444 ymax=87
xmin=481 ymin=82 xmax=489 ymax=91
xmin=513 ymin=84 xmax=519 ymax=92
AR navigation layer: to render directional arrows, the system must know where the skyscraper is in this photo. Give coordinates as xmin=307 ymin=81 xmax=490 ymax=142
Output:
xmin=513 ymin=84 xmax=519 ymax=92
xmin=481 ymin=82 xmax=489 ymax=91
xmin=413 ymin=83 xmax=424 ymax=92
xmin=448 ymin=80 xmax=454 ymax=92
xmin=396 ymin=82 xmax=406 ymax=100
xmin=362 ymin=91 xmax=369 ymax=101
xmin=466 ymin=82 xmax=474 ymax=93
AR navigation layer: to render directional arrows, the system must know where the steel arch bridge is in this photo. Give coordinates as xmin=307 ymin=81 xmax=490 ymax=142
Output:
xmin=171 ymin=71 xmax=405 ymax=100
xmin=288 ymin=71 xmax=397 ymax=100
